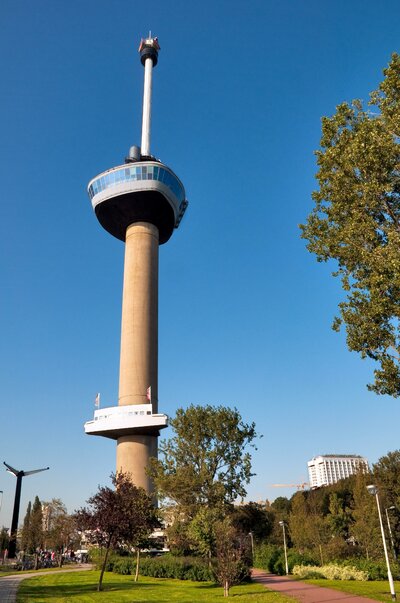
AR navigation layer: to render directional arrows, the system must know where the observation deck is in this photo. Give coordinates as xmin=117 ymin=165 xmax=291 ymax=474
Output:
xmin=88 ymin=161 xmax=187 ymax=244
xmin=84 ymin=404 xmax=168 ymax=439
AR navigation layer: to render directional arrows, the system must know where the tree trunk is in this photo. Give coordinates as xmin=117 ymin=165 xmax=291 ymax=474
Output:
xmin=98 ymin=538 xmax=112 ymax=592
xmin=135 ymin=548 xmax=140 ymax=582
xmin=224 ymin=579 xmax=229 ymax=596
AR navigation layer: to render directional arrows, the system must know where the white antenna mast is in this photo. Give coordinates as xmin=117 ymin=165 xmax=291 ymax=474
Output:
xmin=138 ymin=34 xmax=160 ymax=157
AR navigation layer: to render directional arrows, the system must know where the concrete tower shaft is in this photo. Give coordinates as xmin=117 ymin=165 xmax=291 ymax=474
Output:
xmin=117 ymin=223 xmax=159 ymax=489
xmin=117 ymin=435 xmax=158 ymax=492
xmin=118 ymin=222 xmax=158 ymax=410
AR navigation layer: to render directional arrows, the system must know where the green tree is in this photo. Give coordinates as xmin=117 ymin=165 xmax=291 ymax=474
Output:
xmin=269 ymin=497 xmax=292 ymax=546
xmin=149 ymin=405 xmax=258 ymax=558
xmin=187 ymin=506 xmax=223 ymax=562
xmin=20 ymin=501 xmax=31 ymax=553
xmin=25 ymin=496 xmax=44 ymax=568
xmin=373 ymin=450 xmax=400 ymax=556
xmin=214 ymin=518 xmax=251 ymax=597
xmin=149 ymin=405 xmax=258 ymax=514
xmin=31 ymin=497 xmax=44 ymax=551
xmin=289 ymin=492 xmax=329 ymax=563
xmin=373 ymin=450 xmax=400 ymax=504
xmin=289 ymin=492 xmax=315 ymax=554
xmin=42 ymin=500 xmax=77 ymax=566
xmin=75 ymin=472 xmax=159 ymax=591
xmin=162 ymin=508 xmax=193 ymax=556
xmin=271 ymin=496 xmax=292 ymax=518
xmin=231 ymin=502 xmax=274 ymax=543
xmin=351 ymin=473 xmax=381 ymax=560
xmin=327 ymin=492 xmax=353 ymax=539
xmin=0 ymin=527 xmax=9 ymax=554
xmin=300 ymin=54 xmax=400 ymax=396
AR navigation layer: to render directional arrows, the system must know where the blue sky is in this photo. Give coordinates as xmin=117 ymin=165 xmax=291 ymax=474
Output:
xmin=1 ymin=0 xmax=400 ymax=526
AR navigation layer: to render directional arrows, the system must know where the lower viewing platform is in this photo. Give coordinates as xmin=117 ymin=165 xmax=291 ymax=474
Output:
xmin=84 ymin=404 xmax=168 ymax=439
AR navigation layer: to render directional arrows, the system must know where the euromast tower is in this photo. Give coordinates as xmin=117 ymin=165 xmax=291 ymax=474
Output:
xmin=84 ymin=36 xmax=187 ymax=493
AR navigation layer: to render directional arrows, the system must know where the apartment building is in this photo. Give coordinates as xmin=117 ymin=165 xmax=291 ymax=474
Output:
xmin=308 ymin=454 xmax=369 ymax=488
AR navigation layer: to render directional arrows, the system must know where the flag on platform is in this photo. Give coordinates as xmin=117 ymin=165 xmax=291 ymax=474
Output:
xmin=146 ymin=386 xmax=151 ymax=402
xmin=94 ymin=393 xmax=100 ymax=407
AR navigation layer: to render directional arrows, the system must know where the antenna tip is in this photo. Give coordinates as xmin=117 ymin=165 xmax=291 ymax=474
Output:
xmin=138 ymin=34 xmax=160 ymax=67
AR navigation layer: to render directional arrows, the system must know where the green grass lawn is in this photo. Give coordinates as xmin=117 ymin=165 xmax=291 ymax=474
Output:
xmin=16 ymin=570 xmax=295 ymax=602
xmin=306 ymin=578 xmax=400 ymax=602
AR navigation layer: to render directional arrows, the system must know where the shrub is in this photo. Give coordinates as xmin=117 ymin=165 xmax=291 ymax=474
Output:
xmin=254 ymin=544 xmax=317 ymax=575
xmin=292 ymin=563 xmax=369 ymax=581
xmin=111 ymin=554 xmax=215 ymax=581
xmin=254 ymin=544 xmax=282 ymax=573
xmin=338 ymin=558 xmax=395 ymax=581
xmin=90 ymin=548 xmax=120 ymax=572
xmin=112 ymin=557 xmax=135 ymax=575
xmin=287 ymin=550 xmax=316 ymax=572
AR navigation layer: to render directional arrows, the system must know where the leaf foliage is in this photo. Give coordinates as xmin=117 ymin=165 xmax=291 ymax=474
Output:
xmin=301 ymin=54 xmax=400 ymax=396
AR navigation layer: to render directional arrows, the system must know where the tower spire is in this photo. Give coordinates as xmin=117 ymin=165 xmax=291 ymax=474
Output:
xmin=138 ymin=35 xmax=160 ymax=158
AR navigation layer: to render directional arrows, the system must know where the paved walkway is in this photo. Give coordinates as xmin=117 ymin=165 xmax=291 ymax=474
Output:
xmin=252 ymin=569 xmax=381 ymax=603
xmin=0 ymin=564 xmax=93 ymax=603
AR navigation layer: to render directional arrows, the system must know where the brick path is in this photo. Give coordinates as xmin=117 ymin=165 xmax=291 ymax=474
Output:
xmin=0 ymin=564 xmax=93 ymax=603
xmin=252 ymin=569 xmax=382 ymax=603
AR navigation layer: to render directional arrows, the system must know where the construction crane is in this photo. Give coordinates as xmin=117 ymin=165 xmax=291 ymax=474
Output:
xmin=271 ymin=482 xmax=309 ymax=490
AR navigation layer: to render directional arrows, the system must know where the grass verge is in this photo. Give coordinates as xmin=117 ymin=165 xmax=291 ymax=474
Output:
xmin=16 ymin=570 xmax=295 ymax=602
xmin=306 ymin=578 xmax=400 ymax=602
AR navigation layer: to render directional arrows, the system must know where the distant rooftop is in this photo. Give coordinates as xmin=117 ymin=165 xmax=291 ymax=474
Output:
xmin=315 ymin=454 xmax=364 ymax=459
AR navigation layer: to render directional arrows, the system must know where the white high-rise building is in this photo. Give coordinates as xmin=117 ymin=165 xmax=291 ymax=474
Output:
xmin=308 ymin=454 xmax=369 ymax=489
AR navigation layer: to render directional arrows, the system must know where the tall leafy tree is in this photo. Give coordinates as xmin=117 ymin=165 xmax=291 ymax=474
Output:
xmin=20 ymin=501 xmax=32 ymax=552
xmin=373 ymin=450 xmax=400 ymax=504
xmin=75 ymin=472 xmax=158 ymax=591
xmin=350 ymin=473 xmax=381 ymax=560
xmin=149 ymin=404 xmax=258 ymax=513
xmin=30 ymin=497 xmax=43 ymax=552
xmin=373 ymin=450 xmax=400 ymax=556
xmin=42 ymin=499 xmax=77 ymax=566
xmin=149 ymin=404 xmax=257 ymax=558
xmin=25 ymin=496 xmax=44 ymax=568
xmin=327 ymin=492 xmax=353 ymax=539
xmin=301 ymin=54 xmax=400 ymax=396
xmin=271 ymin=496 xmax=292 ymax=518
xmin=289 ymin=492 xmax=330 ymax=563
xmin=231 ymin=502 xmax=274 ymax=543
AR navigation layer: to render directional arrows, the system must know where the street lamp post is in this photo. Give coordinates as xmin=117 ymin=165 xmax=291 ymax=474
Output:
xmin=385 ymin=506 xmax=397 ymax=562
xmin=279 ymin=521 xmax=289 ymax=575
xmin=248 ymin=532 xmax=254 ymax=564
xmin=367 ymin=485 xmax=396 ymax=601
